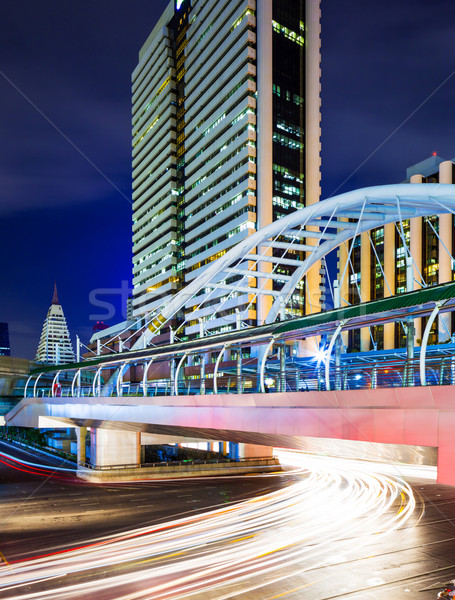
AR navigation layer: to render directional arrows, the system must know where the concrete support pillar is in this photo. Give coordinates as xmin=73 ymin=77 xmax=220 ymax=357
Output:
xmin=229 ymin=443 xmax=240 ymax=460
xmin=76 ymin=426 xmax=87 ymax=465
xmin=218 ymin=441 xmax=227 ymax=456
xmin=437 ymin=411 xmax=455 ymax=486
xmin=256 ymin=0 xmax=274 ymax=325
xmin=383 ymin=222 xmax=396 ymax=349
xmin=304 ymin=0 xmax=322 ymax=321
xmin=360 ymin=232 xmax=371 ymax=351
xmin=90 ymin=429 xmax=140 ymax=468
xmin=238 ymin=443 xmax=274 ymax=459
xmin=438 ymin=161 xmax=453 ymax=342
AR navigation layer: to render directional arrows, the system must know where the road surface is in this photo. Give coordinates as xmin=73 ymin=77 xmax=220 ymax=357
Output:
xmin=0 ymin=441 xmax=455 ymax=599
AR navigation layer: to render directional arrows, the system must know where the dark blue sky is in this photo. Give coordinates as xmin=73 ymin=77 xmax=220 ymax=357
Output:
xmin=1 ymin=0 xmax=454 ymax=358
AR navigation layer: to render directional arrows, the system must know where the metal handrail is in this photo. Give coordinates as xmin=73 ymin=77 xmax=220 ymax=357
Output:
xmin=27 ymin=352 xmax=455 ymax=397
xmin=79 ymin=456 xmax=278 ymax=471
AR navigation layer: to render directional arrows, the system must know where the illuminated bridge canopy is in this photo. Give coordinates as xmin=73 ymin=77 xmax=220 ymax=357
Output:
xmin=132 ymin=183 xmax=455 ymax=349
xmin=30 ymin=280 xmax=455 ymax=376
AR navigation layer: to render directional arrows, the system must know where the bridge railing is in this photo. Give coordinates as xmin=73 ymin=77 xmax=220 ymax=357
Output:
xmin=24 ymin=353 xmax=455 ymax=397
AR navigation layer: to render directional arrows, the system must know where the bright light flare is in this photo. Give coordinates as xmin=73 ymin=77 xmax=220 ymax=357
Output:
xmin=312 ymin=347 xmax=328 ymax=364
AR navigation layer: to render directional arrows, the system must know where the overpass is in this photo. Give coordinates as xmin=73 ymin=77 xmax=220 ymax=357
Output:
xmin=5 ymin=184 xmax=455 ymax=483
xmin=5 ymin=384 xmax=453 ymax=483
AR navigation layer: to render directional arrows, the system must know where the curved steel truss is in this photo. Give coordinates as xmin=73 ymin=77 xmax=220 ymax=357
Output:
xmin=133 ymin=183 xmax=455 ymax=348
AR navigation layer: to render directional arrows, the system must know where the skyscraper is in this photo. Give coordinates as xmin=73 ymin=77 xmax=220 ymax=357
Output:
xmin=338 ymin=155 xmax=455 ymax=351
xmin=131 ymin=0 xmax=321 ymax=339
xmin=35 ymin=284 xmax=75 ymax=364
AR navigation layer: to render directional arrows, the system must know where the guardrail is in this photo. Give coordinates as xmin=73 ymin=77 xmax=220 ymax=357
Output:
xmin=78 ymin=456 xmax=277 ymax=471
xmin=24 ymin=354 xmax=455 ymax=397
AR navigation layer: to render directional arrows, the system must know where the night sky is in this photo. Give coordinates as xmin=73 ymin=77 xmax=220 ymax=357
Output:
xmin=1 ymin=0 xmax=454 ymax=359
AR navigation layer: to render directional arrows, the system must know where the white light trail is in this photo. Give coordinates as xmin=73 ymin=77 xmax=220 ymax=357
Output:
xmin=0 ymin=452 xmax=421 ymax=600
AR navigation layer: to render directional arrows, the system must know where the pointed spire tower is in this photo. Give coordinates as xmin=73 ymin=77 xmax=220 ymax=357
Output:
xmin=35 ymin=283 xmax=75 ymax=364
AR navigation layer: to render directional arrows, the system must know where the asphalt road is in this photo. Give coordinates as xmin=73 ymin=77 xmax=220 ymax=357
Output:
xmin=0 ymin=441 xmax=288 ymax=561
xmin=1 ymin=441 xmax=455 ymax=599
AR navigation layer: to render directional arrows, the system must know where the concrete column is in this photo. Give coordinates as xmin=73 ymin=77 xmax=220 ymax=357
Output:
xmin=437 ymin=411 xmax=455 ymax=486
xmin=438 ymin=161 xmax=453 ymax=342
xmin=90 ymin=429 xmax=140 ymax=467
xmin=256 ymin=0 xmax=273 ymax=325
xmin=229 ymin=443 xmax=240 ymax=460
xmin=75 ymin=426 xmax=87 ymax=465
xmin=305 ymin=0 xmax=321 ymax=208
xmin=238 ymin=444 xmax=274 ymax=459
xmin=383 ymin=223 xmax=396 ymax=349
xmin=360 ymin=231 xmax=371 ymax=351
xmin=304 ymin=0 xmax=322 ymax=319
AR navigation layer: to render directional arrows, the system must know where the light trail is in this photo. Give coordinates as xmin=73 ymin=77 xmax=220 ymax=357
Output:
xmin=0 ymin=452 xmax=421 ymax=600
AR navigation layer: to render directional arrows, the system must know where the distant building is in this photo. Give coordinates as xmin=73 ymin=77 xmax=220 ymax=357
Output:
xmin=92 ymin=321 xmax=109 ymax=334
xmin=35 ymin=284 xmax=75 ymax=364
xmin=126 ymin=296 xmax=133 ymax=321
xmin=0 ymin=323 xmax=11 ymax=356
xmin=131 ymin=0 xmax=322 ymax=339
xmin=338 ymin=155 xmax=455 ymax=351
xmin=0 ymin=356 xmax=32 ymax=397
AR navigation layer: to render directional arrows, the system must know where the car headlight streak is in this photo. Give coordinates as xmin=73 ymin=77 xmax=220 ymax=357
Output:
xmin=0 ymin=453 xmax=419 ymax=600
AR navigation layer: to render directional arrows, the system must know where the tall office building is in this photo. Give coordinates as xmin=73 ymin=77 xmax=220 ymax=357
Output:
xmin=339 ymin=155 xmax=455 ymax=351
xmin=131 ymin=0 xmax=321 ymax=339
xmin=35 ymin=284 xmax=75 ymax=365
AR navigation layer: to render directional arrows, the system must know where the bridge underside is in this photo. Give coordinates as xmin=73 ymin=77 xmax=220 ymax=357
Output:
xmin=15 ymin=413 xmax=436 ymax=467
xmin=7 ymin=385 xmax=454 ymax=483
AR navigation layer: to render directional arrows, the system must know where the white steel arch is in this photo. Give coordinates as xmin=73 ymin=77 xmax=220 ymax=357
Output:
xmin=132 ymin=184 xmax=455 ymax=349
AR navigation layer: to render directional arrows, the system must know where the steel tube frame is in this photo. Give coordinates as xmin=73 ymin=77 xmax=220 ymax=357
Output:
xmin=213 ymin=344 xmax=229 ymax=394
xmin=420 ymin=302 xmax=444 ymax=386
xmin=174 ymin=352 xmax=188 ymax=396
xmin=142 ymin=358 xmax=154 ymax=397
xmin=129 ymin=184 xmax=455 ymax=349
xmin=51 ymin=372 xmax=60 ymax=398
xmin=92 ymin=366 xmax=103 ymax=397
xmin=71 ymin=369 xmax=81 ymax=397
xmin=325 ymin=321 xmax=348 ymax=391
xmin=33 ymin=372 xmax=45 ymax=397
xmin=24 ymin=374 xmax=34 ymax=398
xmin=260 ymin=337 xmax=276 ymax=393
xmin=116 ymin=361 xmax=132 ymax=397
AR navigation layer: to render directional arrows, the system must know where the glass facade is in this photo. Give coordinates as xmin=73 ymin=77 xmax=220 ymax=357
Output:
xmin=340 ymin=158 xmax=455 ymax=351
xmin=272 ymin=0 xmax=306 ymax=315
xmin=131 ymin=0 xmax=321 ymax=339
